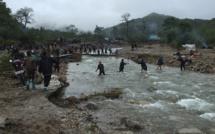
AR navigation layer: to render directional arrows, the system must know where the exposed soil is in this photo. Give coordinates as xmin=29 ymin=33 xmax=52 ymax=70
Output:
xmin=0 ymin=43 xmax=215 ymax=134
xmin=0 ymin=53 xmax=103 ymax=134
xmin=118 ymin=44 xmax=215 ymax=73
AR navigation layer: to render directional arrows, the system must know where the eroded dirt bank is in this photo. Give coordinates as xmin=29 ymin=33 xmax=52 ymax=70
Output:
xmin=118 ymin=44 xmax=215 ymax=73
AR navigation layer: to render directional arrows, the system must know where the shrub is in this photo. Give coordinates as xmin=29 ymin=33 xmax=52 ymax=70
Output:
xmin=0 ymin=55 xmax=13 ymax=73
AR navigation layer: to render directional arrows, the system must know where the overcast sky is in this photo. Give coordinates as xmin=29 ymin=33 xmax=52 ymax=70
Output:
xmin=4 ymin=0 xmax=215 ymax=31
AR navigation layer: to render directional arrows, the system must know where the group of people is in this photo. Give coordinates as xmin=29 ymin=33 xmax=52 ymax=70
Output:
xmin=22 ymin=50 xmax=60 ymax=91
xmin=156 ymin=49 xmax=194 ymax=71
xmin=96 ymin=51 xmax=190 ymax=76
xmin=95 ymin=58 xmax=148 ymax=75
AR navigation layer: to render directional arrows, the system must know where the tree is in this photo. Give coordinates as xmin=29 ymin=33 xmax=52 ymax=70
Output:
xmin=121 ymin=12 xmax=131 ymax=38
xmin=13 ymin=7 xmax=34 ymax=28
xmin=66 ymin=24 xmax=78 ymax=33
xmin=163 ymin=17 xmax=179 ymax=30
xmin=178 ymin=20 xmax=192 ymax=34
xmin=0 ymin=0 xmax=22 ymax=42
xmin=94 ymin=25 xmax=104 ymax=35
xmin=110 ymin=26 xmax=118 ymax=38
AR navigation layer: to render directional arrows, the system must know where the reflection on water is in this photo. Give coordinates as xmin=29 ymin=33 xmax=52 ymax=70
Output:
xmin=65 ymin=56 xmax=215 ymax=133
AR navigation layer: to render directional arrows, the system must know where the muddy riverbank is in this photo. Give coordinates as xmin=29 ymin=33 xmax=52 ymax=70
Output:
xmin=0 ymin=43 xmax=215 ymax=134
xmin=0 ymin=53 xmax=104 ymax=134
xmin=117 ymin=44 xmax=215 ymax=73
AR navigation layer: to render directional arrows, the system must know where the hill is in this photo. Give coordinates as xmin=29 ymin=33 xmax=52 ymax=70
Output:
xmin=103 ymin=12 xmax=209 ymax=39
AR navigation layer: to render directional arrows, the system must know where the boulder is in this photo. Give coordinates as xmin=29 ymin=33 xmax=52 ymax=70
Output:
xmin=147 ymin=87 xmax=157 ymax=92
xmin=34 ymin=73 xmax=43 ymax=84
xmin=0 ymin=117 xmax=7 ymax=128
xmin=58 ymin=76 xmax=69 ymax=86
xmin=124 ymin=118 xmax=144 ymax=130
xmin=126 ymin=99 xmax=135 ymax=104
xmin=137 ymin=101 xmax=150 ymax=106
xmin=86 ymin=102 xmax=98 ymax=110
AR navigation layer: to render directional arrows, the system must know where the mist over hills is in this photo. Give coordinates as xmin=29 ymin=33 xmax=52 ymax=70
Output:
xmin=103 ymin=12 xmax=209 ymax=38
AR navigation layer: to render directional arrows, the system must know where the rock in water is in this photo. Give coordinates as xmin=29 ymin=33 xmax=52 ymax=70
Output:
xmin=125 ymin=118 xmax=144 ymax=130
xmin=86 ymin=102 xmax=98 ymax=110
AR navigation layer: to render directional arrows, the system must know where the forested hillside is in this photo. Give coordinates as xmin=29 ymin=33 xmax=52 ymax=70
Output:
xmin=103 ymin=12 xmax=214 ymax=48
xmin=1 ymin=0 xmax=215 ymax=48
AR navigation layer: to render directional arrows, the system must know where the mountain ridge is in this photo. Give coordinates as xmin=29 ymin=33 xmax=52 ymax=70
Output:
xmin=103 ymin=12 xmax=209 ymax=38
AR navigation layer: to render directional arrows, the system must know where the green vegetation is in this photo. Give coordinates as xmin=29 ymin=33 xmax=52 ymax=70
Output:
xmin=104 ymin=13 xmax=215 ymax=48
xmin=1 ymin=0 xmax=215 ymax=49
xmin=0 ymin=54 xmax=13 ymax=72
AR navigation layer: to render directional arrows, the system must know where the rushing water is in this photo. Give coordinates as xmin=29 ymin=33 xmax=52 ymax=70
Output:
xmin=65 ymin=55 xmax=215 ymax=133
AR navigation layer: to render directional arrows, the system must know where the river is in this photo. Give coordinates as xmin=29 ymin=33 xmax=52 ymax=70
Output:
xmin=64 ymin=55 xmax=215 ymax=133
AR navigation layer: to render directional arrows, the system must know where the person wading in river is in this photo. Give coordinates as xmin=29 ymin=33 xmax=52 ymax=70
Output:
xmin=140 ymin=58 xmax=147 ymax=72
xmin=119 ymin=59 xmax=128 ymax=72
xmin=96 ymin=61 xmax=105 ymax=75
xmin=156 ymin=55 xmax=164 ymax=70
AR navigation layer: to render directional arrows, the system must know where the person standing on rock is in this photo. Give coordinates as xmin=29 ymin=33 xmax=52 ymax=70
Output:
xmin=39 ymin=51 xmax=59 ymax=91
xmin=96 ymin=61 xmax=105 ymax=75
xmin=119 ymin=59 xmax=128 ymax=72
xmin=156 ymin=55 xmax=164 ymax=70
xmin=140 ymin=58 xmax=147 ymax=72
xmin=23 ymin=50 xmax=37 ymax=90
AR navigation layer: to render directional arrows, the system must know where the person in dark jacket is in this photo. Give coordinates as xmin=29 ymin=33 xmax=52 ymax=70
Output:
xmin=54 ymin=54 xmax=60 ymax=73
xmin=96 ymin=61 xmax=105 ymax=75
xmin=23 ymin=50 xmax=37 ymax=90
xmin=39 ymin=51 xmax=59 ymax=91
xmin=119 ymin=59 xmax=127 ymax=72
xmin=156 ymin=56 xmax=164 ymax=70
xmin=140 ymin=58 xmax=147 ymax=72
xmin=178 ymin=55 xmax=186 ymax=71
